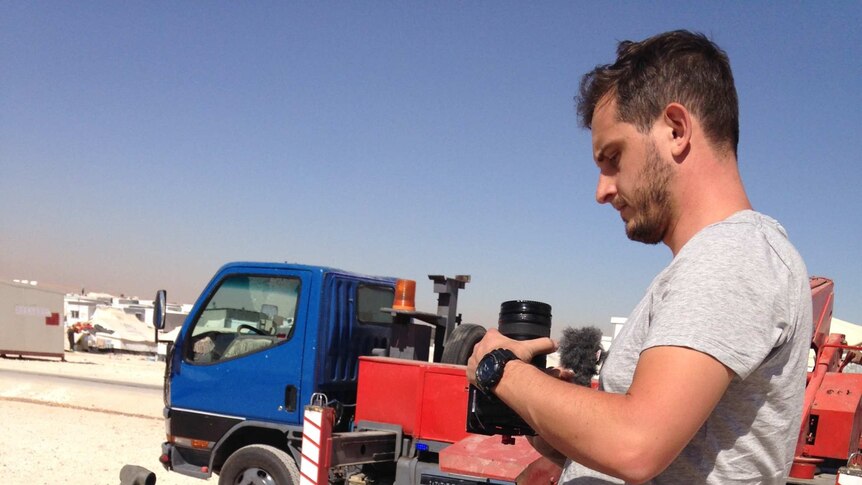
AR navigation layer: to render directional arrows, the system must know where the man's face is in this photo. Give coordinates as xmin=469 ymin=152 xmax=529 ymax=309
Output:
xmin=591 ymin=97 xmax=674 ymax=245
xmin=617 ymin=141 xmax=674 ymax=244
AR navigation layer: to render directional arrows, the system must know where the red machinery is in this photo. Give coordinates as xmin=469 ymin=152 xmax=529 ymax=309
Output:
xmin=324 ymin=277 xmax=861 ymax=484
xmin=354 ymin=356 xmax=561 ymax=483
xmin=356 ymin=277 xmax=862 ymax=484
xmin=790 ymin=277 xmax=862 ymax=482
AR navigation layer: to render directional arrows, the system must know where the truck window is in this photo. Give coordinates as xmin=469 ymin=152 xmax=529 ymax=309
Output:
xmin=357 ymin=284 xmax=394 ymax=325
xmin=186 ymin=275 xmax=300 ymax=363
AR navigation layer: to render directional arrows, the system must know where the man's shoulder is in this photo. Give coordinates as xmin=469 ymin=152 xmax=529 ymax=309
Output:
xmin=660 ymin=210 xmax=808 ymax=297
xmin=691 ymin=210 xmax=784 ymax=246
xmin=680 ymin=210 xmax=802 ymax=269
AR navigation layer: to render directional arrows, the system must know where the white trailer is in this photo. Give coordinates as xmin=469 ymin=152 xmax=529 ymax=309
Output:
xmin=0 ymin=281 xmax=65 ymax=359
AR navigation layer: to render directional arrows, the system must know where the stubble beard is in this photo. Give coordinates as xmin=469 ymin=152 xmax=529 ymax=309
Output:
xmin=622 ymin=143 xmax=674 ymax=245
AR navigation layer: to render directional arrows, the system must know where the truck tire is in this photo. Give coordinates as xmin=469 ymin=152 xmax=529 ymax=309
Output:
xmin=218 ymin=444 xmax=299 ymax=485
xmin=440 ymin=323 xmax=486 ymax=365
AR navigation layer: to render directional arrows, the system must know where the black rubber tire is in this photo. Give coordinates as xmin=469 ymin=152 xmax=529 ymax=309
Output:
xmin=440 ymin=323 xmax=487 ymax=365
xmin=218 ymin=444 xmax=299 ymax=485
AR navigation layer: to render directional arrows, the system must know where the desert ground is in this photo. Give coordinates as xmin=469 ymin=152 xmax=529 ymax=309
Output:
xmin=0 ymin=351 xmax=202 ymax=485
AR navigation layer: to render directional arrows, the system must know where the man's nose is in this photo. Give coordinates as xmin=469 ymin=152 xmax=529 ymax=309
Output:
xmin=596 ymin=173 xmax=616 ymax=204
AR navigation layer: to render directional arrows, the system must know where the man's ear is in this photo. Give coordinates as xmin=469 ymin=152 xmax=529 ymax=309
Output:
xmin=662 ymin=103 xmax=692 ymax=158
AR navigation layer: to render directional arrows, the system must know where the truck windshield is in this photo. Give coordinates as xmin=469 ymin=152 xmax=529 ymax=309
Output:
xmin=186 ymin=275 xmax=300 ymax=363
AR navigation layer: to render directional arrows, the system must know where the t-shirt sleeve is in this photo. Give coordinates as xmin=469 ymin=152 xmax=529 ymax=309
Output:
xmin=642 ymin=225 xmax=796 ymax=379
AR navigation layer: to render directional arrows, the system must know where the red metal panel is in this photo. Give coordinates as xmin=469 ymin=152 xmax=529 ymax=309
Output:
xmin=439 ymin=434 xmax=544 ymax=482
xmin=356 ymin=357 xmax=425 ymax=436
xmin=417 ymin=369 xmax=470 ymax=442
xmin=355 ymin=356 xmax=469 ymax=443
xmin=792 ymin=278 xmax=836 ymax=478
xmin=809 ymin=277 xmax=834 ymax=351
xmin=804 ymin=372 xmax=862 ymax=460
xmin=516 ymin=456 xmax=564 ymax=485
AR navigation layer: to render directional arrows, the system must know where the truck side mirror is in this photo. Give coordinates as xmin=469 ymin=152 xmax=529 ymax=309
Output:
xmin=154 ymin=290 xmax=167 ymax=330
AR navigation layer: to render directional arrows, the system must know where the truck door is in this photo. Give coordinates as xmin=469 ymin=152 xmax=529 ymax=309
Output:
xmin=170 ymin=269 xmax=311 ymax=426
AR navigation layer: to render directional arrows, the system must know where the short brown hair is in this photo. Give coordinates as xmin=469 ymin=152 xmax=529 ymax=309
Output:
xmin=577 ymin=30 xmax=739 ymax=155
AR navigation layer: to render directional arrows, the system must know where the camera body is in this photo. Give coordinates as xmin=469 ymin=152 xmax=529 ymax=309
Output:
xmin=466 ymin=300 xmax=551 ymax=437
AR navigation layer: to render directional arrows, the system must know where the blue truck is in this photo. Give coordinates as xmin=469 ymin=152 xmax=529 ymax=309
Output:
xmin=153 ymin=262 xmax=501 ymax=485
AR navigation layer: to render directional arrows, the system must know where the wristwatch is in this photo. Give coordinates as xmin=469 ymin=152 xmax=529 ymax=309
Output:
xmin=475 ymin=348 xmax=519 ymax=395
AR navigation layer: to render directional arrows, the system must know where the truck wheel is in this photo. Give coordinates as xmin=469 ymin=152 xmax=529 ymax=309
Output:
xmin=440 ymin=323 xmax=486 ymax=365
xmin=218 ymin=444 xmax=299 ymax=485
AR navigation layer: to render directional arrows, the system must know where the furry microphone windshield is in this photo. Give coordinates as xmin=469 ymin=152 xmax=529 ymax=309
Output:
xmin=558 ymin=326 xmax=604 ymax=386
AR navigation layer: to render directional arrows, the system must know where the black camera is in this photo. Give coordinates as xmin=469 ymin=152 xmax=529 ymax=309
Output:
xmin=466 ymin=300 xmax=552 ymax=439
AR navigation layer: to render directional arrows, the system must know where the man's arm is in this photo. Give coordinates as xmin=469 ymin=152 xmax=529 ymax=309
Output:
xmin=525 ymin=367 xmax=577 ymax=467
xmin=848 ymin=342 xmax=862 ymax=365
xmin=526 ymin=435 xmax=568 ymax=468
xmin=467 ymin=330 xmax=733 ymax=484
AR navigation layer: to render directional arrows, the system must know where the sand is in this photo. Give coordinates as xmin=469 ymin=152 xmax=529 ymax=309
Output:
xmin=0 ymin=351 xmax=202 ymax=485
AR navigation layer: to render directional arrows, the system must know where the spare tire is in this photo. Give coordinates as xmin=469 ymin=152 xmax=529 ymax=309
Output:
xmin=440 ymin=323 xmax=486 ymax=365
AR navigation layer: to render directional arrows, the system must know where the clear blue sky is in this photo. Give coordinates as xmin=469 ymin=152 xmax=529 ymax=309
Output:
xmin=2 ymin=3 xmax=860 ymax=337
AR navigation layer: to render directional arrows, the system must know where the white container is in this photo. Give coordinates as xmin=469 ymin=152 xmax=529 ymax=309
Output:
xmin=0 ymin=281 xmax=65 ymax=359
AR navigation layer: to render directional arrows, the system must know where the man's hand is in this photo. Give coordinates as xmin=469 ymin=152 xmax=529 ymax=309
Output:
xmin=466 ymin=328 xmax=557 ymax=387
xmin=544 ymin=366 xmax=575 ymax=383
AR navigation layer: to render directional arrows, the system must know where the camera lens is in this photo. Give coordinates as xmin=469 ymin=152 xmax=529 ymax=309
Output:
xmin=498 ymin=300 xmax=551 ymax=367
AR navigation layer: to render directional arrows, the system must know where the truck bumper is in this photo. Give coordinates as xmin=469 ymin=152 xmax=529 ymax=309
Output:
xmin=160 ymin=441 xmax=211 ymax=479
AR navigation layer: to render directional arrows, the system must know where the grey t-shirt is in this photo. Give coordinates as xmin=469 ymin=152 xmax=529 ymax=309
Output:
xmin=561 ymin=210 xmax=812 ymax=484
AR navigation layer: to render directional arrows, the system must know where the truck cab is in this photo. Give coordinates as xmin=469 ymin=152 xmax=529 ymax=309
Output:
xmin=159 ymin=263 xmax=408 ymax=478
xmin=156 ymin=262 xmax=478 ymax=483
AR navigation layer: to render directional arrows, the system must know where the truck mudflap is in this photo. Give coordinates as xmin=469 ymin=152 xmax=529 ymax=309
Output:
xmin=439 ymin=435 xmax=562 ymax=484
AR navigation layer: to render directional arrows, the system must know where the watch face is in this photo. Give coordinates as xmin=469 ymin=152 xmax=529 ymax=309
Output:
xmin=476 ymin=353 xmax=498 ymax=393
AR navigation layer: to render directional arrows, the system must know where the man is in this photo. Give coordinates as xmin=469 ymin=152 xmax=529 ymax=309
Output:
xmin=65 ymin=317 xmax=76 ymax=352
xmin=467 ymin=31 xmax=811 ymax=484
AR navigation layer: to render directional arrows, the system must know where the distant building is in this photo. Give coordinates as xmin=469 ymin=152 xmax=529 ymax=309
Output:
xmin=65 ymin=293 xmax=112 ymax=326
xmin=63 ymin=291 xmax=192 ymax=353
xmin=65 ymin=293 xmax=190 ymax=330
xmin=606 ymin=316 xmax=627 ymax=351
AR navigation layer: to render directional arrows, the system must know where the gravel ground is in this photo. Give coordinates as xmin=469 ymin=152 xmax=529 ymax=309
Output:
xmin=0 ymin=352 xmax=205 ymax=485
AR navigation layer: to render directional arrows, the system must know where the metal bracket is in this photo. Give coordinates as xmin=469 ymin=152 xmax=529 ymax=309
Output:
xmin=329 ymin=431 xmax=400 ymax=466
xmin=310 ymin=392 xmax=328 ymax=407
